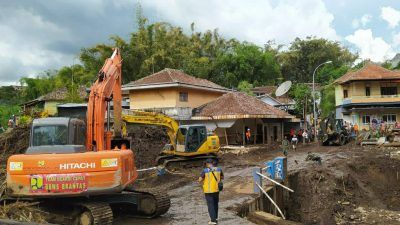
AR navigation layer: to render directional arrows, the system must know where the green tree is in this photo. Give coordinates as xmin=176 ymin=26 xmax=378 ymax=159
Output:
xmin=211 ymin=42 xmax=281 ymax=88
xmin=0 ymin=86 xmax=22 ymax=105
xmin=237 ymin=81 xmax=254 ymax=95
xmin=290 ymin=84 xmax=312 ymax=116
xmin=278 ymin=37 xmax=357 ymax=84
xmin=0 ymin=105 xmax=20 ymax=128
xmin=320 ymin=84 xmax=336 ymax=117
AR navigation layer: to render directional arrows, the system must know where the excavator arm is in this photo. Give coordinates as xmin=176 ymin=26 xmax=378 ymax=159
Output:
xmin=122 ymin=111 xmax=179 ymax=150
xmin=86 ymin=48 xmax=123 ymax=151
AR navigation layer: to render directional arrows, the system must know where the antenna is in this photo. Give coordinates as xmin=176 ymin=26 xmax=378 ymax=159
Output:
xmin=275 ymin=81 xmax=292 ymax=97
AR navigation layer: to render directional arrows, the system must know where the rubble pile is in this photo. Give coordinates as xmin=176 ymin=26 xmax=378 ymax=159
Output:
xmin=128 ymin=125 xmax=169 ymax=169
xmin=0 ymin=201 xmax=47 ymax=224
xmin=0 ymin=125 xmax=30 ymax=176
xmin=287 ymin=151 xmax=400 ymax=225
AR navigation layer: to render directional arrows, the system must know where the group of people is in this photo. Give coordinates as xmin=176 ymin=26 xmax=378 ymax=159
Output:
xmin=289 ymin=128 xmax=314 ymax=143
xmin=280 ymin=128 xmax=315 ymax=156
xmin=343 ymin=122 xmax=359 ymax=138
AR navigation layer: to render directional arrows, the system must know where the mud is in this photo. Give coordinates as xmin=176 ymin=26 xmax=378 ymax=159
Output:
xmin=286 ymin=146 xmax=400 ymax=225
xmin=128 ymin=125 xmax=169 ymax=169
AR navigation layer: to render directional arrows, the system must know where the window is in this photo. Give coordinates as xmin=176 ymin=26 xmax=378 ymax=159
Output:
xmin=383 ymin=114 xmax=397 ymax=123
xmin=343 ymin=90 xmax=348 ymax=98
xmin=365 ymin=87 xmax=370 ymax=96
xmin=179 ymin=92 xmax=188 ymax=102
xmin=362 ymin=115 xmax=370 ymax=124
xmin=74 ymin=124 xmax=86 ymax=145
xmin=381 ymin=84 xmax=397 ymax=95
xmin=33 ymin=125 xmax=68 ymax=146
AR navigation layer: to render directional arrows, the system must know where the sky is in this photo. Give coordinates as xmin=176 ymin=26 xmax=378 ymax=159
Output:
xmin=1 ymin=0 xmax=400 ymax=86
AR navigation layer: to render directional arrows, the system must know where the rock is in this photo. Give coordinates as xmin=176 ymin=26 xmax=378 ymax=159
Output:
xmin=355 ymin=206 xmax=366 ymax=214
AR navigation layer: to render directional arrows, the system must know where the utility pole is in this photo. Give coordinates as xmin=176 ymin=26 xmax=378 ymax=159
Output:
xmin=312 ymin=61 xmax=332 ymax=141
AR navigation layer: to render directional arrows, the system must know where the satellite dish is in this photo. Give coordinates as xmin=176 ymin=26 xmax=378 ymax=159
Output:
xmin=275 ymin=81 xmax=292 ymax=97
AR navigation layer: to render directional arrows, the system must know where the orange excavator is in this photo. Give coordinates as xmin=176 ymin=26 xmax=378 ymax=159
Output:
xmin=6 ymin=49 xmax=170 ymax=225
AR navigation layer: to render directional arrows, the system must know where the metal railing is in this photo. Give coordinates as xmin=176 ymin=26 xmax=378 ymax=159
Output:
xmin=253 ymin=157 xmax=294 ymax=220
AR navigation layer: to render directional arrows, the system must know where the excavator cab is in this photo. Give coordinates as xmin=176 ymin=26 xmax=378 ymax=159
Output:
xmin=26 ymin=117 xmax=86 ymax=154
xmin=176 ymin=125 xmax=207 ymax=152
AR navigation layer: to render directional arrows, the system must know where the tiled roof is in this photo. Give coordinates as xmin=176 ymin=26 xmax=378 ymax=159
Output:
xmin=126 ymin=68 xmax=227 ymax=90
xmin=252 ymin=86 xmax=277 ymax=94
xmin=40 ymin=86 xmax=87 ymax=101
xmin=193 ymin=92 xmax=292 ymax=119
xmin=335 ymin=63 xmax=400 ymax=84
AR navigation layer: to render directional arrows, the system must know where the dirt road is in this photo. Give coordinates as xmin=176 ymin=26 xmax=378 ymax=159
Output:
xmin=118 ymin=143 xmax=400 ymax=225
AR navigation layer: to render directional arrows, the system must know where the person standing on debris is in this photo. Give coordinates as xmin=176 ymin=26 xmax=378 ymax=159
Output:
xmin=291 ymin=134 xmax=298 ymax=150
xmin=245 ymin=128 xmax=251 ymax=144
xmin=281 ymin=136 xmax=289 ymax=156
xmin=297 ymin=129 xmax=303 ymax=143
xmin=302 ymin=130 xmax=308 ymax=143
xmin=199 ymin=158 xmax=224 ymax=225
xmin=7 ymin=118 xmax=14 ymax=129
xmin=354 ymin=123 xmax=359 ymax=135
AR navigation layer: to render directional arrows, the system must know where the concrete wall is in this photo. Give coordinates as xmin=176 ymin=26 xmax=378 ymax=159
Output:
xmin=44 ymin=101 xmax=60 ymax=116
xmin=129 ymin=88 xmax=178 ymax=109
xmin=336 ymin=81 xmax=400 ymax=106
xmin=335 ymin=85 xmax=343 ymax=106
xmin=129 ymin=87 xmax=224 ymax=110
xmin=175 ymin=88 xmax=223 ymax=108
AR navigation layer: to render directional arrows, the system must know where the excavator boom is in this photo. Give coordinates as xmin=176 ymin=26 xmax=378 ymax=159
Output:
xmin=87 ymin=49 xmax=123 ymax=151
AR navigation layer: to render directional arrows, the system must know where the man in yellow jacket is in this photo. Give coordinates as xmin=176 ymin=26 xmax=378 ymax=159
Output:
xmin=199 ymin=158 xmax=224 ymax=225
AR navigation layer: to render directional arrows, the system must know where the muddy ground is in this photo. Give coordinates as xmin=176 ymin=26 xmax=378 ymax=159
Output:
xmin=121 ymin=143 xmax=400 ymax=225
xmin=1 ymin=125 xmax=400 ymax=224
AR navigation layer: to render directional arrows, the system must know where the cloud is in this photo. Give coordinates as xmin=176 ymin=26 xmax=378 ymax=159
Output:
xmin=381 ymin=6 xmax=400 ymax=28
xmin=0 ymin=1 xmax=136 ymax=85
xmin=0 ymin=7 xmax=72 ymax=85
xmin=352 ymin=14 xmax=372 ymax=28
xmin=345 ymin=29 xmax=395 ymax=62
xmin=140 ymin=0 xmax=339 ymax=45
xmin=393 ymin=32 xmax=400 ymax=48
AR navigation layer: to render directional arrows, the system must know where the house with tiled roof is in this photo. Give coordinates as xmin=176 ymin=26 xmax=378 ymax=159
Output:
xmin=335 ymin=62 xmax=400 ymax=130
xmin=21 ymin=86 xmax=87 ymax=116
xmin=252 ymin=83 xmax=320 ymax=114
xmin=122 ymin=68 xmax=231 ymax=119
xmin=187 ymin=92 xmax=298 ymax=145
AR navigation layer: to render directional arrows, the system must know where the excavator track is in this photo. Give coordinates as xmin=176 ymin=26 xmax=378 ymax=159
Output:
xmin=96 ymin=186 xmax=170 ymax=219
xmin=157 ymin=154 xmax=218 ymax=169
xmin=129 ymin=188 xmax=171 ymax=218
xmin=76 ymin=202 xmax=113 ymax=225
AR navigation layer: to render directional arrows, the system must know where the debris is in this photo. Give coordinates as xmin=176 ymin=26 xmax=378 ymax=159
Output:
xmin=128 ymin=125 xmax=169 ymax=169
xmin=0 ymin=201 xmax=47 ymax=223
xmin=305 ymin=152 xmax=322 ymax=164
